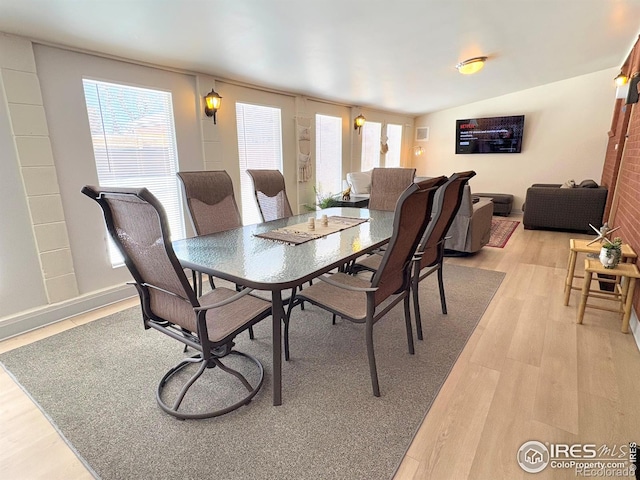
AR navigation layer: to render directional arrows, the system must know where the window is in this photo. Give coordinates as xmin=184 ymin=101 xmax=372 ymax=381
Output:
xmin=361 ymin=121 xmax=382 ymax=171
xmin=385 ymin=124 xmax=403 ymax=167
xmin=315 ymin=114 xmax=343 ymax=196
xmin=236 ymin=102 xmax=283 ymax=225
xmin=82 ymin=79 xmax=184 ymax=267
xmin=362 ymin=122 xmax=403 ymax=170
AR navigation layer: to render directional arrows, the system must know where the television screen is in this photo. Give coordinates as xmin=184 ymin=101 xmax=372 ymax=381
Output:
xmin=456 ymin=115 xmax=525 ymax=154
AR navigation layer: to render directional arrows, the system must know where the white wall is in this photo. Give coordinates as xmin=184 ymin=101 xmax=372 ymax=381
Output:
xmin=34 ymin=45 xmax=205 ymax=296
xmin=0 ymin=66 xmax=48 ymax=315
xmin=411 ymin=68 xmax=618 ymax=210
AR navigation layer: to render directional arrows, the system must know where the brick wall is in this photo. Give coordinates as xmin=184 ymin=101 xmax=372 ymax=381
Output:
xmin=601 ymin=36 xmax=640 ymax=312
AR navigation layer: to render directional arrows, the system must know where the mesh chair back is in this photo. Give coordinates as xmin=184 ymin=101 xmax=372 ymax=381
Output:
xmin=368 ymin=167 xmax=417 ymax=211
xmin=418 ymin=171 xmax=476 ymax=269
xmin=246 ymin=169 xmax=293 ymax=221
xmin=177 ymin=170 xmax=242 ymax=235
xmin=81 ymin=186 xmax=199 ymax=333
xmin=372 ymin=176 xmax=447 ymax=303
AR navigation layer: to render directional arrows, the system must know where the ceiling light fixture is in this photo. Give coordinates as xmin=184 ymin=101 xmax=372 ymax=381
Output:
xmin=456 ymin=56 xmax=488 ymax=75
xmin=204 ymin=89 xmax=222 ymax=124
xmin=414 ymin=146 xmax=425 ymax=156
xmin=354 ymin=114 xmax=366 ymax=134
xmin=614 ymin=72 xmax=629 ymax=87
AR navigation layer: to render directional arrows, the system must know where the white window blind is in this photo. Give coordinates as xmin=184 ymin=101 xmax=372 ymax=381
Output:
xmin=361 ymin=121 xmax=382 ymax=171
xmin=82 ymin=79 xmax=184 ymax=267
xmin=385 ymin=123 xmax=403 ymax=167
xmin=315 ymin=114 xmax=343 ymax=196
xmin=236 ymin=102 xmax=283 ymax=225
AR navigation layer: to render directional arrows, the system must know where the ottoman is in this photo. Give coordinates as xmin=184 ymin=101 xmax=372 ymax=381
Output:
xmin=475 ymin=193 xmax=513 ymax=216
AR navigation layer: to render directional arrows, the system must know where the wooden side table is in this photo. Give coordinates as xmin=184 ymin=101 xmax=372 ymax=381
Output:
xmin=576 ymin=258 xmax=640 ymax=333
xmin=564 ymin=238 xmax=637 ymax=306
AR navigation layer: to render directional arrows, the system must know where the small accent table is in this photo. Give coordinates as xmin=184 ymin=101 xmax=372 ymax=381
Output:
xmin=335 ymin=195 xmax=369 ymax=208
xmin=577 ymin=258 xmax=640 ymax=333
xmin=564 ymin=238 xmax=637 ymax=306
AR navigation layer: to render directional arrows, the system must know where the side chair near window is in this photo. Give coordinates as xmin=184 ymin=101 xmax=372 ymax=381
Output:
xmin=82 ymin=185 xmax=272 ymax=419
xmin=246 ymin=168 xmax=308 ymax=348
xmin=246 ymin=169 xmax=293 ymax=221
xmin=367 ymin=167 xmax=417 ymax=211
xmin=177 ymin=170 xmax=242 ymax=295
xmin=294 ymin=176 xmax=447 ymax=397
xmin=353 ymin=171 xmax=476 ymax=340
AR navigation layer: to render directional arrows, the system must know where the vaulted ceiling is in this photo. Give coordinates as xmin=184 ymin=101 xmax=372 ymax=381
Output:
xmin=1 ymin=0 xmax=639 ymax=115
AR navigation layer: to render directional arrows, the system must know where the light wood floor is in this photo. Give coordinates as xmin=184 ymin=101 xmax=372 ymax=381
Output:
xmin=1 ymin=214 xmax=639 ymax=479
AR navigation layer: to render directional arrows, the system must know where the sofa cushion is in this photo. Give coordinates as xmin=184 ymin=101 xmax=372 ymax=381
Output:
xmin=579 ymin=179 xmax=598 ymax=188
xmin=346 ymin=171 xmax=372 ymax=194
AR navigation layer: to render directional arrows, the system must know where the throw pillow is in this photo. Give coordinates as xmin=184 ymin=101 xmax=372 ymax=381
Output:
xmin=346 ymin=171 xmax=372 ymax=194
xmin=578 ymin=179 xmax=598 ymax=188
xmin=560 ymin=179 xmax=576 ymax=188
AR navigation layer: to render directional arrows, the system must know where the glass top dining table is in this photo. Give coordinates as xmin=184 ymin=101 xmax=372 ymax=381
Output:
xmin=172 ymin=207 xmax=396 ymax=405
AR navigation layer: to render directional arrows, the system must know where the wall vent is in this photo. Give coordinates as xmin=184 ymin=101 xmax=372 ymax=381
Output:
xmin=415 ymin=126 xmax=429 ymax=141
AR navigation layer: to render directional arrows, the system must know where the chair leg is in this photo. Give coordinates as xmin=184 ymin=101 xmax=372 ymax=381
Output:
xmin=404 ymin=294 xmax=415 ymax=355
xmin=282 ymin=286 xmax=299 ymax=361
xmin=437 ymin=264 xmax=447 ymax=314
xmin=283 ymin=317 xmax=291 ymax=361
xmin=412 ymin=271 xmax=424 ymax=341
xmin=365 ymin=318 xmax=380 ymax=397
xmin=192 ymin=270 xmax=200 ymax=297
xmin=332 ymin=314 xmax=336 ymax=325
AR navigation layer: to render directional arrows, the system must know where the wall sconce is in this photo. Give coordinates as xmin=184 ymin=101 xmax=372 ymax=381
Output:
xmin=204 ymin=89 xmax=222 ymax=124
xmin=354 ymin=114 xmax=366 ymax=134
xmin=614 ymin=72 xmax=629 ymax=87
xmin=456 ymin=56 xmax=487 ymax=75
xmin=414 ymin=146 xmax=425 ymax=156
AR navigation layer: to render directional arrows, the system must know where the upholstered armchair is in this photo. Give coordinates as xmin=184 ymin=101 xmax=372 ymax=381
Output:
xmin=443 ymin=185 xmax=493 ymax=253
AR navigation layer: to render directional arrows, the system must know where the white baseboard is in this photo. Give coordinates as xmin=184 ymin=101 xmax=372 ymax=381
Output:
xmin=0 ymin=285 xmax=136 ymax=341
xmin=630 ymin=308 xmax=640 ymax=352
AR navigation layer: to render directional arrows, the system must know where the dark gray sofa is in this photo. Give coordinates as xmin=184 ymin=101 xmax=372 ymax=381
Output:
xmin=522 ymin=183 xmax=607 ymax=233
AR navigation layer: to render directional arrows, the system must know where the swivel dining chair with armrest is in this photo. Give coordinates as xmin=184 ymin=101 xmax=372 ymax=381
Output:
xmin=82 ymin=185 xmax=272 ymax=419
xmin=294 ymin=176 xmax=447 ymax=397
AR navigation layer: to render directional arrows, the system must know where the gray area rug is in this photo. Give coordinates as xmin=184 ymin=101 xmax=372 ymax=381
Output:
xmin=1 ymin=264 xmax=504 ymax=480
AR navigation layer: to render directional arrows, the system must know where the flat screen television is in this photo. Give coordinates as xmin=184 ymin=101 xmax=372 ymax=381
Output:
xmin=456 ymin=115 xmax=525 ymax=154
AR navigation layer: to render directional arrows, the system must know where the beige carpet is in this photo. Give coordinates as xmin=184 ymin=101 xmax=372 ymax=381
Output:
xmin=0 ymin=264 xmax=504 ymax=480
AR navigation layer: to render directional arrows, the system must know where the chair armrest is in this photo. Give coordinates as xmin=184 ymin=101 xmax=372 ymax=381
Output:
xmin=195 ymin=287 xmax=256 ymax=310
xmin=316 ymin=274 xmax=378 ymax=292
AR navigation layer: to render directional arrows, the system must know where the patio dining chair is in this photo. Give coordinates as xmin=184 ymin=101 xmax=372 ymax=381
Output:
xmin=367 ymin=167 xmax=416 ymax=211
xmin=177 ymin=170 xmax=242 ymax=295
xmin=294 ymin=176 xmax=447 ymax=397
xmin=246 ymin=169 xmax=293 ymax=221
xmin=82 ymin=185 xmax=272 ymax=419
xmin=246 ymin=168 xmax=308 ymax=347
xmin=352 ymin=172 xmax=476 ymax=340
